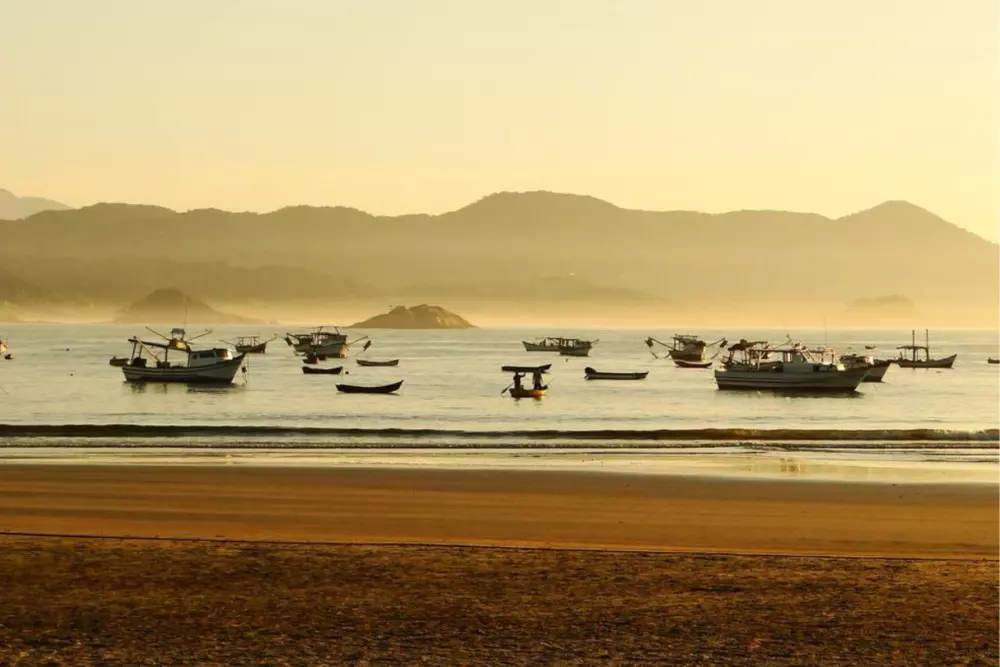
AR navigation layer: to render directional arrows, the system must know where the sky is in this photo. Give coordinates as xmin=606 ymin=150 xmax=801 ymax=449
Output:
xmin=1 ymin=0 xmax=997 ymax=240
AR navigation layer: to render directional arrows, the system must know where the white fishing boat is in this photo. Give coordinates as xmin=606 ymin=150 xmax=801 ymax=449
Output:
xmin=715 ymin=340 xmax=869 ymax=392
xmin=284 ymin=326 xmax=368 ymax=359
xmin=120 ymin=327 xmax=246 ymax=384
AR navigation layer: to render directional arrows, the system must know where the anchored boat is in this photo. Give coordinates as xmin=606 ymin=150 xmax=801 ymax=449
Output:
xmin=839 ymin=353 xmax=891 ymax=382
xmin=285 ymin=327 xmax=369 ymax=359
xmin=224 ymin=335 xmax=277 ymax=354
xmin=120 ymin=328 xmax=246 ymax=384
xmin=715 ymin=340 xmax=869 ymax=392
xmin=584 ymin=367 xmax=648 ymax=381
xmin=357 ymin=359 xmax=399 ymax=367
xmin=302 ymin=365 xmax=344 ymax=375
xmin=523 ymin=336 xmax=596 ymax=357
xmin=336 ymin=380 xmax=403 ymax=394
xmin=645 ymin=335 xmax=727 ymax=362
xmin=894 ymin=330 xmax=956 ymax=368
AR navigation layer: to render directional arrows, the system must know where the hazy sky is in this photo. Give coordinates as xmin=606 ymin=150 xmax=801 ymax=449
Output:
xmin=2 ymin=1 xmax=997 ymax=239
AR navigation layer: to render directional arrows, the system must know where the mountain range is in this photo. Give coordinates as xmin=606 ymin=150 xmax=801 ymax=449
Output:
xmin=0 ymin=188 xmax=70 ymax=220
xmin=0 ymin=190 xmax=995 ymax=324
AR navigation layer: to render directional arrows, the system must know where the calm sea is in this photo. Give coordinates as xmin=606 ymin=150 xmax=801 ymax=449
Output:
xmin=0 ymin=323 xmax=995 ymax=437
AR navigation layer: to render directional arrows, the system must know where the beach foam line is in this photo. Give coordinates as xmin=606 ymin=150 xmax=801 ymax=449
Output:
xmin=0 ymin=424 xmax=996 ymax=443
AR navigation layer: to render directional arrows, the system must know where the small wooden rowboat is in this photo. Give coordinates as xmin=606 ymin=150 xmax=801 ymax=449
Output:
xmin=357 ymin=359 xmax=399 ymax=367
xmin=336 ymin=380 xmax=403 ymax=394
xmin=673 ymin=359 xmax=713 ymax=369
xmin=302 ymin=365 xmax=344 ymax=375
xmin=989 ymin=357 xmax=999 ymax=364
xmin=109 ymin=356 xmax=129 ymax=367
xmin=501 ymin=363 xmax=552 ymax=373
xmin=584 ymin=367 xmax=648 ymax=381
xmin=509 ymin=387 xmax=546 ymax=398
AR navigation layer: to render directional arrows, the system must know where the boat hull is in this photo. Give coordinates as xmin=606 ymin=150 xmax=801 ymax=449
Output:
xmin=895 ymin=354 xmax=957 ymax=369
xmin=862 ymin=361 xmax=890 ymax=382
xmin=989 ymin=358 xmax=999 ymax=365
xmin=559 ymin=347 xmax=591 ymax=357
xmin=667 ymin=349 xmax=705 ymax=362
xmin=509 ymin=388 xmax=546 ymax=398
xmin=673 ymin=359 xmax=712 ymax=369
xmin=584 ymin=369 xmax=648 ymax=380
xmin=714 ymin=367 xmax=868 ymax=392
xmin=336 ymin=380 xmax=403 ymax=394
xmin=235 ymin=342 xmax=267 ymax=354
xmin=304 ymin=342 xmax=348 ymax=358
xmin=302 ymin=365 xmax=344 ymax=375
xmin=121 ymin=355 xmax=246 ymax=384
xmin=357 ymin=359 xmax=399 ymax=367
xmin=522 ymin=341 xmax=558 ymax=352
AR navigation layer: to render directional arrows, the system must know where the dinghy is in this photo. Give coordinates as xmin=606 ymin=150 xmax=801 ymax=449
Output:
xmin=584 ymin=367 xmax=649 ymax=380
xmin=357 ymin=359 xmax=399 ymax=367
xmin=302 ymin=365 xmax=344 ymax=375
xmin=336 ymin=380 xmax=403 ymax=394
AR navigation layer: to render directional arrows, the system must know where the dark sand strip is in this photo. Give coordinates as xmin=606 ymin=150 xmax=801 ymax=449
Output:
xmin=0 ymin=538 xmax=996 ymax=666
xmin=0 ymin=465 xmax=995 ymax=558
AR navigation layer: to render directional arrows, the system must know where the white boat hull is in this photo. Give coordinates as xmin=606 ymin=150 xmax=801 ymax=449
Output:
xmin=121 ymin=355 xmax=246 ymax=384
xmin=714 ymin=366 xmax=869 ymax=392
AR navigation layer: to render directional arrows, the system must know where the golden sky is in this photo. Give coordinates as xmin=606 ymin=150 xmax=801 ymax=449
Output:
xmin=2 ymin=1 xmax=997 ymax=240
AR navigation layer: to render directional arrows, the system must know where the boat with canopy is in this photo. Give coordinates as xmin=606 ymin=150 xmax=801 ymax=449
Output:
xmin=715 ymin=339 xmax=869 ymax=392
xmin=894 ymin=330 xmax=956 ymax=368
xmin=120 ymin=328 xmax=246 ymax=384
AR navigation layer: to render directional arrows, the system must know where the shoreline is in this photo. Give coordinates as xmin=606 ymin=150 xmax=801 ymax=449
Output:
xmin=1 ymin=464 xmax=995 ymax=559
xmin=0 ymin=423 xmax=997 ymax=441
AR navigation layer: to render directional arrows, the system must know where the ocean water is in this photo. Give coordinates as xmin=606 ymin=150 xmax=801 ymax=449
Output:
xmin=0 ymin=323 xmax=995 ymax=436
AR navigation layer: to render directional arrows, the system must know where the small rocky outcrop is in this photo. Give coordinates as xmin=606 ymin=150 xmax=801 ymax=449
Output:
xmin=351 ymin=304 xmax=475 ymax=329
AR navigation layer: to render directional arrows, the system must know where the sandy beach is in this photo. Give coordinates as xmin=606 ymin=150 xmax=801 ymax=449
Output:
xmin=0 ymin=465 xmax=996 ymax=557
xmin=1 ymin=464 xmax=996 ymax=665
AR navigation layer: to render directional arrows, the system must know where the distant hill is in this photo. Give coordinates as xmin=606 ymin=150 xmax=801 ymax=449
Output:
xmin=0 ymin=188 xmax=70 ymax=220
xmin=2 ymin=191 xmax=996 ymax=320
xmin=351 ymin=305 xmax=475 ymax=329
xmin=114 ymin=289 xmax=261 ymax=324
xmin=0 ymin=257 xmax=372 ymax=305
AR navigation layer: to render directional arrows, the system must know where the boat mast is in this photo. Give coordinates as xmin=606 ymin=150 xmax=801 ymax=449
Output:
xmin=925 ymin=328 xmax=930 ymax=360
xmin=911 ymin=329 xmax=916 ymax=363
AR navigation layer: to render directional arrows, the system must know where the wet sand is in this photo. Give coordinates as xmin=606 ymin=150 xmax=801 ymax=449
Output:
xmin=0 ymin=464 xmax=996 ymax=558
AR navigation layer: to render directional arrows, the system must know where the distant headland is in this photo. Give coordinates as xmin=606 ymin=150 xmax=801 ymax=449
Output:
xmin=114 ymin=289 xmax=261 ymax=325
xmin=351 ymin=305 xmax=475 ymax=329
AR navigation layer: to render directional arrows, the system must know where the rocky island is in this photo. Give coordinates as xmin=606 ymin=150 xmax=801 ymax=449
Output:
xmin=114 ymin=288 xmax=260 ymax=324
xmin=351 ymin=304 xmax=475 ymax=329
